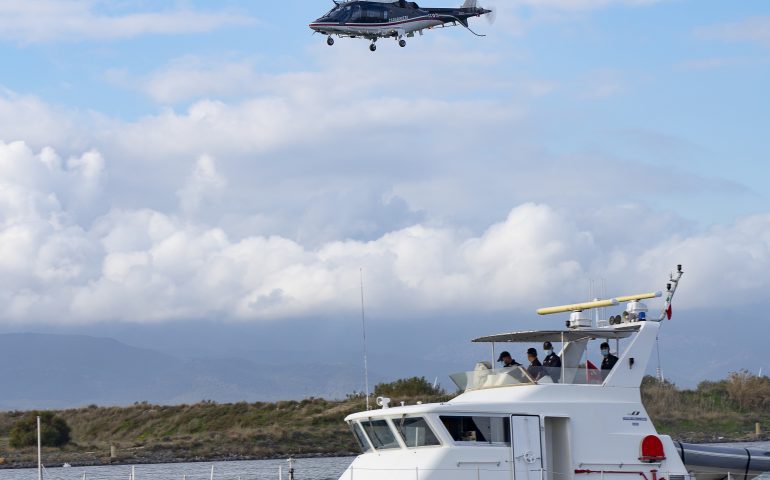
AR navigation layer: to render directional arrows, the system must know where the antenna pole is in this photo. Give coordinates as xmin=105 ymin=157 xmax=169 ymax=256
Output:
xmin=360 ymin=268 xmax=370 ymax=410
xmin=37 ymin=415 xmax=42 ymax=480
xmin=656 ymin=334 xmax=664 ymax=382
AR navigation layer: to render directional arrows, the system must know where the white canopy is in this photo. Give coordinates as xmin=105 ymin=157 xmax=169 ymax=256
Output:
xmin=472 ymin=325 xmax=641 ymax=343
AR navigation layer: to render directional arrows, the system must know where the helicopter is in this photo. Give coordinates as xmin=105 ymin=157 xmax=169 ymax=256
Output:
xmin=309 ymin=0 xmax=494 ymax=51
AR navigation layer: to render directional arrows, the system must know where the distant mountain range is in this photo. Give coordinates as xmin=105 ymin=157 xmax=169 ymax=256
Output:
xmin=1 ymin=307 xmax=767 ymax=410
xmin=0 ymin=333 xmax=376 ymax=410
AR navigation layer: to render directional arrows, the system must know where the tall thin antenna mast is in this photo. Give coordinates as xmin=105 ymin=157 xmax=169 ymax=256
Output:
xmin=360 ymin=268 xmax=370 ymax=410
xmin=656 ymin=335 xmax=664 ymax=382
xmin=37 ymin=415 xmax=42 ymax=480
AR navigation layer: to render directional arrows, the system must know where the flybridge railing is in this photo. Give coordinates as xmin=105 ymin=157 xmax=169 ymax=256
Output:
xmin=450 ymin=365 xmax=609 ymax=392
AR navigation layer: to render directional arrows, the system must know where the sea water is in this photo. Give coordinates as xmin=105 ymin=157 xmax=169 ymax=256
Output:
xmin=2 ymin=442 xmax=769 ymax=480
xmin=0 ymin=456 xmax=355 ymax=480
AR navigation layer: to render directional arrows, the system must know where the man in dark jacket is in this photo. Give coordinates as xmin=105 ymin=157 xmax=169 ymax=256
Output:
xmin=497 ymin=351 xmax=520 ymax=368
xmin=600 ymin=341 xmax=619 ymax=379
xmin=542 ymin=341 xmax=561 ymax=382
xmin=526 ymin=347 xmax=544 ymax=381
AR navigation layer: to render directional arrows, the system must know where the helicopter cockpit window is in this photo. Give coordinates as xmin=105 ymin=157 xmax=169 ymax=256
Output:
xmin=322 ymin=4 xmax=352 ymax=22
xmin=349 ymin=5 xmax=362 ymax=22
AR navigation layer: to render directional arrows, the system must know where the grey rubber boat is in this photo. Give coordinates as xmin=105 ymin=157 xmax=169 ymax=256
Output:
xmin=676 ymin=442 xmax=770 ymax=480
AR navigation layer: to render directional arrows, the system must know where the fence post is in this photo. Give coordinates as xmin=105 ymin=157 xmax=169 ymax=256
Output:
xmin=210 ymin=465 xmax=214 ymax=480
xmin=279 ymin=465 xmax=282 ymax=480
xmin=757 ymin=423 xmax=761 ymax=438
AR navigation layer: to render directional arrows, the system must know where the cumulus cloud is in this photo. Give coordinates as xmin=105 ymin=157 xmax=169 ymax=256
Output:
xmin=177 ymin=155 xmax=228 ymax=216
xmin=0 ymin=140 xmax=767 ymax=325
xmin=0 ymin=54 xmax=747 ymax=245
xmin=0 ymin=0 xmax=255 ymax=43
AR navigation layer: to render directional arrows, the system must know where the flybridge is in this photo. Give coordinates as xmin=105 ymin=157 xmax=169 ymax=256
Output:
xmin=450 ymin=265 xmax=686 ymax=393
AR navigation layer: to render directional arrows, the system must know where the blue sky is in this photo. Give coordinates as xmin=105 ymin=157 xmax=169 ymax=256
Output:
xmin=0 ymin=0 xmax=769 ymax=330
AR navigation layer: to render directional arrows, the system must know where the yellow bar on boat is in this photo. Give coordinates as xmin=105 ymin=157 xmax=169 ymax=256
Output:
xmin=614 ymin=291 xmax=662 ymax=303
xmin=537 ymin=298 xmax=618 ymax=315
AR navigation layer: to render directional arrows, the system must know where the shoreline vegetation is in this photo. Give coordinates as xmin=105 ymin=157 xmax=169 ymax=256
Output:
xmin=1 ymin=374 xmax=768 ymax=470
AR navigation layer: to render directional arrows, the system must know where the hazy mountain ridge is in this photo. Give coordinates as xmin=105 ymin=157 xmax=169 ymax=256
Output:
xmin=0 ymin=333 xmax=371 ymax=410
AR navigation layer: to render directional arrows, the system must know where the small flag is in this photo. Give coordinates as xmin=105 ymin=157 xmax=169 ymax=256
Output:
xmin=586 ymin=360 xmax=601 ymax=384
xmin=666 ymin=304 xmax=672 ymax=320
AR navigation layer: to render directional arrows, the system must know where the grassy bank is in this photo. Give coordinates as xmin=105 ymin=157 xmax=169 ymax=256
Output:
xmin=641 ymin=372 xmax=770 ymax=442
xmin=1 ymin=374 xmax=768 ymax=468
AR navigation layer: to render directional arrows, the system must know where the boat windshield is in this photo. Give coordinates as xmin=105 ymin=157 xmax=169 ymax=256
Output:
xmin=361 ymin=419 xmax=400 ymax=450
xmin=449 ymin=365 xmax=535 ymax=391
xmin=450 ymin=364 xmax=610 ymax=391
xmin=349 ymin=422 xmax=372 ymax=453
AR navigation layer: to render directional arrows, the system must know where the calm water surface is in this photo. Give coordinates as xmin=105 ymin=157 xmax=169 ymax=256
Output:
xmin=0 ymin=457 xmax=355 ymax=480
xmin=2 ymin=442 xmax=769 ymax=480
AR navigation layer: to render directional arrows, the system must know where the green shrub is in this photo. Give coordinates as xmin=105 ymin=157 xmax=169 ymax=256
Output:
xmin=374 ymin=376 xmax=444 ymax=397
xmin=9 ymin=412 xmax=71 ymax=448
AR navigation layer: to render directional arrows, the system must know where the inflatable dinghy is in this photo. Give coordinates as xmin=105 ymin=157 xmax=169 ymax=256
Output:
xmin=676 ymin=442 xmax=770 ymax=480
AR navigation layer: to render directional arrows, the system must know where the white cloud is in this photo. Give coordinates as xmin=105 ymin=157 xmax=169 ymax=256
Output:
xmin=0 ymin=142 xmax=767 ymax=325
xmin=0 ymin=0 xmax=255 ymax=43
xmin=697 ymin=15 xmax=770 ymax=48
xmin=136 ymin=57 xmax=265 ymax=105
xmin=0 ymin=89 xmax=84 ymax=150
xmin=177 ymin=155 xmax=228 ymax=215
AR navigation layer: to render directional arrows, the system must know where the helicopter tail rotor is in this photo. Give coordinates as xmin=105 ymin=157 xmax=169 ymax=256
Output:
xmin=485 ymin=6 xmax=497 ymax=25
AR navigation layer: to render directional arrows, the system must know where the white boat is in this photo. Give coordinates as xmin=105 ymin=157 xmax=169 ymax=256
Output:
xmin=338 ymin=265 xmax=770 ymax=480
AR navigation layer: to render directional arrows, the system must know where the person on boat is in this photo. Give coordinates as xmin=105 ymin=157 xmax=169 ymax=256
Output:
xmin=600 ymin=342 xmax=619 ymax=378
xmin=526 ymin=348 xmax=545 ymax=380
xmin=497 ymin=351 xmax=520 ymax=368
xmin=542 ymin=341 xmax=561 ymax=382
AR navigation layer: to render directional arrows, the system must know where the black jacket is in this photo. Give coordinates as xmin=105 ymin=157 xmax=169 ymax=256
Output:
xmin=527 ymin=358 xmax=544 ymax=380
xmin=543 ymin=353 xmax=561 ymax=381
xmin=543 ymin=352 xmax=561 ymax=368
xmin=601 ymin=354 xmax=619 ymax=371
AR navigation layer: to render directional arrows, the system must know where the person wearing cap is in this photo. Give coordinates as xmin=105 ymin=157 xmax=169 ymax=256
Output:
xmin=526 ymin=347 xmax=544 ymax=381
xmin=542 ymin=341 xmax=561 ymax=382
xmin=497 ymin=351 xmax=520 ymax=368
xmin=600 ymin=341 xmax=619 ymax=379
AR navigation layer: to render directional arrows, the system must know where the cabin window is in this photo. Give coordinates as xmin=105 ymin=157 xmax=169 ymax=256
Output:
xmin=362 ymin=419 xmax=401 ymax=450
xmin=361 ymin=5 xmax=387 ymax=23
xmin=440 ymin=416 xmax=511 ymax=445
xmin=349 ymin=422 xmax=372 ymax=453
xmin=349 ymin=5 xmax=362 ymax=22
xmin=395 ymin=417 xmax=441 ymax=448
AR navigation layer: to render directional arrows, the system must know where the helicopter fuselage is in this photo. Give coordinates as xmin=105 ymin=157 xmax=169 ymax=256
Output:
xmin=309 ymin=1 xmax=491 ymax=50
